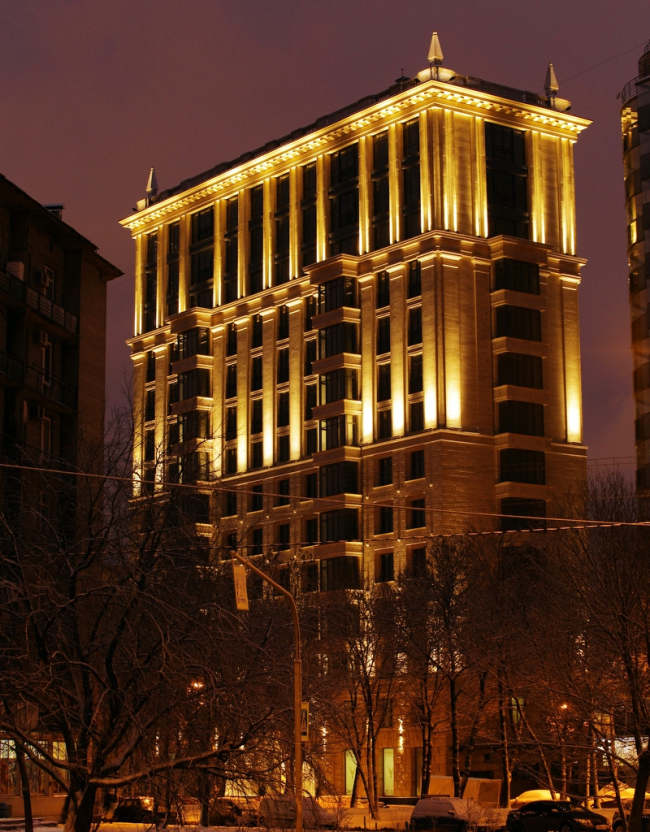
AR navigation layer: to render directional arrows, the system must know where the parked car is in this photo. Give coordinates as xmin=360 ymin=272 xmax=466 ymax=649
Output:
xmin=506 ymin=800 xmax=609 ymax=832
xmin=258 ymin=795 xmax=337 ymax=828
xmin=110 ymin=797 xmax=175 ymax=823
xmin=611 ymin=800 xmax=650 ymax=832
xmin=410 ymin=797 xmax=478 ymax=832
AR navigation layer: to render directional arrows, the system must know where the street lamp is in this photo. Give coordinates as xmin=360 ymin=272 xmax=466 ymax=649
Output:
xmin=229 ymin=549 xmax=303 ymax=832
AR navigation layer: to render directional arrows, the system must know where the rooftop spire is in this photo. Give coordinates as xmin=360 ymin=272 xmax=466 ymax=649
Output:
xmin=146 ymin=167 xmax=158 ymax=198
xmin=545 ymin=62 xmax=559 ymax=97
xmin=428 ymin=31 xmax=443 ymax=65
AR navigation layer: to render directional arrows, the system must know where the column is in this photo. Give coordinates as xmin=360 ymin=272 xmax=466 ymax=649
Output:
xmin=264 ymin=177 xmax=273 ymax=289
xmin=289 ymin=166 xmax=300 ymax=279
xmin=358 ymin=135 xmax=371 ymax=255
xmin=388 ymin=122 xmax=400 ymax=243
xmin=420 ymin=253 xmax=437 ymax=429
xmin=156 ymin=223 xmax=165 ymax=328
xmin=316 ymin=154 xmax=327 ymax=262
xmin=419 ymin=110 xmax=433 ymax=233
xmin=472 ymin=115 xmax=488 ymax=238
xmin=131 ymin=353 xmax=145 ymax=493
xmin=562 ymin=278 xmax=583 ymax=443
xmin=214 ymin=199 xmax=223 ymax=307
xmin=134 ymin=234 xmax=144 ymax=336
xmin=238 ymin=187 xmax=247 ymax=300
xmin=179 ymin=214 xmax=189 ymax=313
xmin=442 ymin=253 xmax=462 ymax=428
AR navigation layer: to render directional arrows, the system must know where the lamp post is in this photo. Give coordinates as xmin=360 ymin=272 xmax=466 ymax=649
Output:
xmin=229 ymin=549 xmax=303 ymax=832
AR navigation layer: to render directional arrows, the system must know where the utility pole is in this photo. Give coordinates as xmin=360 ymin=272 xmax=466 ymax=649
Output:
xmin=229 ymin=549 xmax=303 ymax=832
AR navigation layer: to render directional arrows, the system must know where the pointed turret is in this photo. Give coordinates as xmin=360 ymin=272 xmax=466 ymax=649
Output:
xmin=428 ymin=31 xmax=443 ymax=65
xmin=146 ymin=167 xmax=158 ymax=198
xmin=545 ymin=62 xmax=559 ymax=98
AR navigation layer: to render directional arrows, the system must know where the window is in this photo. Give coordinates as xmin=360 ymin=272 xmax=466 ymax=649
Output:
xmin=408 ymin=498 xmax=426 ymax=529
xmin=179 ymin=410 xmax=211 ymax=442
xmin=145 ymin=389 xmax=155 ymax=422
xmin=378 ymin=409 xmax=392 ymax=439
xmin=224 ymin=490 xmax=237 ymax=517
xmin=144 ymin=429 xmax=155 ymax=461
xmin=410 ymin=400 xmax=424 ymax=432
xmin=408 ymin=261 xmax=422 ymax=298
xmin=224 ymin=196 xmax=238 ymax=302
xmin=226 ymin=196 xmax=238 ymax=232
xmin=276 ymin=478 xmax=290 ymax=506
xmin=321 ymin=368 xmax=358 ymax=404
xmin=225 ymin=405 xmax=237 ymax=440
xmin=190 ymin=248 xmax=214 ymax=287
xmin=304 ymin=339 xmax=317 ymax=375
xmin=146 ymin=231 xmax=158 ymax=266
xmin=277 ymin=392 xmax=290 ymax=427
xmin=277 ymin=348 xmax=290 ymax=383
xmin=167 ymin=260 xmax=179 ymax=316
xmin=226 ymin=323 xmax=237 ymax=357
xmin=494 ymin=259 xmax=540 ymax=295
xmin=277 ymin=305 xmax=290 ymax=340
xmin=320 ymin=555 xmax=360 ymax=591
xmin=305 ymin=427 xmax=318 ymax=455
xmin=250 ymin=485 xmax=263 ymax=512
xmin=302 ymin=164 xmax=318 ymax=267
xmin=250 ymin=527 xmax=264 ymax=555
xmin=408 ymin=307 xmax=422 ymax=345
xmin=498 ymin=401 xmax=544 ymax=436
xmin=377 ymin=364 xmax=391 ymax=402
xmin=497 ymin=353 xmax=543 ymax=389
xmin=278 ymin=434 xmax=290 ymax=462
xmin=377 ymin=505 xmax=393 ymax=534
xmin=377 ymin=551 xmax=394 ymax=583
xmin=303 ymin=163 xmax=317 ymax=198
xmin=251 ymin=314 xmax=263 ymax=348
xmin=319 ymin=276 xmax=358 ymax=312
xmin=409 ymin=547 xmax=427 ymax=577
xmin=305 ymin=384 xmax=317 ymax=420
xmin=499 ymin=449 xmax=545 ymax=485
xmin=191 ymin=207 xmax=214 ymax=244
xmin=485 ymin=122 xmax=528 ymax=239
xmin=501 ymin=498 xmax=546 ymax=531
xmin=372 ymin=131 xmax=390 ymax=251
xmin=251 ymin=356 xmax=263 ymax=392
xmin=402 ymin=120 xmax=421 ymax=239
xmin=376 ymin=271 xmax=390 ymax=308
xmin=305 ymin=518 xmax=319 ymax=546
xmin=329 ymin=144 xmax=359 ymax=256
xmin=225 ymin=364 xmax=237 ymax=399
xmin=376 ymin=317 xmax=391 ymax=355
xmin=225 ymin=447 xmax=237 ymax=475
xmin=303 ymin=561 xmax=319 ymax=591
xmin=409 ymin=354 xmax=423 ymax=393
xmin=378 ymin=456 xmax=392 ymax=486
xmin=409 ymin=449 xmax=425 ymax=480
xmin=251 ymin=441 xmax=263 ymax=469
xmin=320 ymin=461 xmax=360 ymax=496
xmin=177 ymin=328 xmax=210 ymax=360
xmin=320 ymin=415 xmax=358 ymax=450
xmin=146 ymin=350 xmax=156 ymax=383
xmin=179 ymin=368 xmax=211 ymax=400
xmin=251 ymin=398 xmax=263 ymax=434
xmin=305 ymin=296 xmax=316 ymax=331
xmin=305 ymin=472 xmax=318 ymax=499
xmin=495 ymin=306 xmax=541 ymax=341
xmin=277 ymin=523 xmax=291 ymax=550
xmin=320 ymin=323 xmax=358 ymax=357
xmin=168 ymin=221 xmax=180 ymax=256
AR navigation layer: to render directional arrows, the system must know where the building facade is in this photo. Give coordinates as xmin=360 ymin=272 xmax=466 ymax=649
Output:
xmin=622 ymin=42 xmax=650 ymax=493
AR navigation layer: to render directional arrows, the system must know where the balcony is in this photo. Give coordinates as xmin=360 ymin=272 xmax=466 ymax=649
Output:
xmin=0 ymin=268 xmax=79 ymax=335
xmin=24 ymin=364 xmax=77 ymax=410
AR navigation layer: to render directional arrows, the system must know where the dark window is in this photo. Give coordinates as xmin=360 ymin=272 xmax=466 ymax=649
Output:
xmin=499 ymin=449 xmax=546 ymax=485
xmin=305 ymin=472 xmax=318 ymax=498
xmin=497 ymin=353 xmax=543 ymax=389
xmin=277 ymin=306 xmax=289 ymax=340
xmin=410 ymin=400 xmax=424 ymax=432
xmin=250 ymin=527 xmax=264 ymax=555
xmin=179 ymin=410 xmax=211 ymax=442
xmin=320 ymin=323 xmax=358 ymax=358
xmin=225 ymin=447 xmax=237 ymax=475
xmin=144 ymin=428 xmax=155 ymax=461
xmin=305 ymin=518 xmax=319 ymax=546
xmin=321 ymin=368 xmax=358 ymax=404
xmin=146 ymin=232 xmax=158 ymax=266
xmin=329 ymin=144 xmax=359 ymax=256
xmin=275 ymin=218 xmax=290 ymax=285
xmin=277 ymin=392 xmax=290 ymax=427
xmin=168 ymin=222 xmax=180 ymax=256
xmin=377 ymin=364 xmax=391 ymax=402
xmin=498 ymin=401 xmax=544 ymax=436
xmin=409 ymin=547 xmax=426 ymax=577
xmin=251 ymin=398 xmax=263 ymax=434
xmin=191 ymin=208 xmax=214 ymax=244
xmin=305 ymin=296 xmax=316 ymax=331
xmin=252 ymin=314 xmax=263 ymax=348
xmin=495 ymin=306 xmax=541 ymax=341
xmin=305 ymin=384 xmax=317 ymax=420
xmin=330 ymin=144 xmax=359 ymax=185
xmin=224 ymin=490 xmax=237 ymax=517
xmin=144 ymin=268 xmax=157 ymax=332
xmin=304 ymin=339 xmax=317 ymax=375
xmin=182 ymin=491 xmax=210 ymax=523
xmin=226 ymin=196 xmax=238 ymax=232
xmin=250 ymin=485 xmax=263 ymax=512
xmin=320 ymin=461 xmax=360 ymax=497
xmin=378 ymin=409 xmax=392 ymax=439
xmin=168 ymin=421 xmax=179 ymax=446
xmin=320 ymin=509 xmax=360 ymax=543
xmin=226 ymin=323 xmax=237 ymax=357
xmin=378 ymin=456 xmax=392 ymax=486
xmin=377 ymin=506 xmax=393 ymax=534
xmin=494 ymin=259 xmax=540 ymax=294
xmin=167 ymin=260 xmax=179 ymax=316
xmin=373 ymin=131 xmax=389 ymax=169
xmin=403 ymin=119 xmax=420 ymax=159
xmin=501 ymin=498 xmax=546 ymax=531
xmin=377 ymin=551 xmax=394 ymax=583
xmin=305 ymin=427 xmax=318 ymax=455
xmin=277 ymin=348 xmax=290 ymax=383
xmin=251 ymin=441 xmax=263 ymax=469
xmin=372 ymin=131 xmax=390 ymax=252
xmin=485 ymin=122 xmax=529 ymax=239
xmin=410 ymin=449 xmax=425 ymax=480
xmin=278 ymin=434 xmax=290 ymax=462
xmin=179 ymin=368 xmax=211 ymax=400
xmin=408 ymin=307 xmax=422 ymax=345
xmin=225 ymin=405 xmax=237 ymax=441
xmin=276 ymin=478 xmax=290 ymax=507
xmin=177 ymin=328 xmax=210 ymax=360
xmin=376 ymin=271 xmax=390 ymax=308
xmin=303 ymin=163 xmax=317 ymax=198
xmin=409 ymin=354 xmax=423 ymax=393
xmin=146 ymin=351 xmax=156 ymax=383
xmin=402 ymin=121 xmax=421 ymax=239
xmin=320 ymin=415 xmax=358 ymax=450
xmin=408 ymin=261 xmax=422 ymax=298
xmin=303 ymin=561 xmax=319 ymax=590
xmin=408 ymin=498 xmax=426 ymax=529
xmin=320 ymin=555 xmax=360 ymax=591
xmin=145 ymin=389 xmax=155 ymax=422
xmin=277 ymin=523 xmax=291 ymax=550
xmin=319 ymin=276 xmax=358 ymax=312
xmin=190 ymin=247 xmax=214 ymax=286
xmin=251 ymin=356 xmax=263 ymax=392
xmin=225 ymin=364 xmax=237 ymax=399
xmin=302 ymin=203 xmax=317 ymax=268
xmin=376 ymin=317 xmax=391 ymax=354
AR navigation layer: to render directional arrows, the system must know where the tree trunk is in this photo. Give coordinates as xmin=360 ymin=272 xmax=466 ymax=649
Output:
xmin=628 ymin=749 xmax=650 ymax=832
xmin=497 ymin=687 xmax=511 ymax=808
xmin=459 ymin=673 xmax=487 ymax=798
xmin=15 ymin=746 xmax=33 ymax=832
xmin=198 ymin=771 xmax=210 ymax=827
xmin=449 ymin=677 xmax=461 ymax=798
xmin=64 ymin=784 xmax=98 ymax=832
xmin=350 ymin=764 xmax=360 ymax=808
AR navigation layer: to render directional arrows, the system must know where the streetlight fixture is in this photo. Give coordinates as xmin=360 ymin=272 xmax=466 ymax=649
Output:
xmin=229 ymin=549 xmax=303 ymax=832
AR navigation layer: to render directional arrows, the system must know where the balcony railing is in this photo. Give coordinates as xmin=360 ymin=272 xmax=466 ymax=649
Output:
xmin=23 ymin=364 xmax=77 ymax=409
xmin=0 ymin=268 xmax=79 ymax=334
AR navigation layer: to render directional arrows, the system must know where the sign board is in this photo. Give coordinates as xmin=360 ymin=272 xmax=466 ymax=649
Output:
xmin=233 ymin=563 xmax=249 ymax=611
xmin=301 ymin=702 xmax=309 ymax=742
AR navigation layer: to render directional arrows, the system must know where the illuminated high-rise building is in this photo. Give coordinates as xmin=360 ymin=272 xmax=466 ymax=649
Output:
xmin=622 ymin=41 xmax=650 ymax=493
xmin=122 ymin=37 xmax=589 ymax=591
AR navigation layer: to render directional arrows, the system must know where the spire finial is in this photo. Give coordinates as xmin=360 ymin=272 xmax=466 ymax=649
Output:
xmin=545 ymin=62 xmax=559 ymax=97
xmin=146 ymin=167 xmax=158 ymax=198
xmin=428 ymin=31 xmax=443 ymax=66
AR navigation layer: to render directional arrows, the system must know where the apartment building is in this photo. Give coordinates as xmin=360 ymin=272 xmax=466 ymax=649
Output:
xmin=621 ymin=41 xmax=650 ymax=493
xmin=122 ymin=41 xmax=589 ymax=592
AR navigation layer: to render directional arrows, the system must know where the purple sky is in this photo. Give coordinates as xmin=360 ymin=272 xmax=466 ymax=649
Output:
xmin=2 ymin=0 xmax=648 ymax=473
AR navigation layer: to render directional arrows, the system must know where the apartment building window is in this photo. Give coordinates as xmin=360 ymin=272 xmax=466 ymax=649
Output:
xmin=408 ymin=307 xmax=422 ymax=345
xmin=167 ymin=222 xmax=180 ymax=316
xmin=377 ymin=551 xmax=394 ymax=583
xmin=251 ymin=356 xmax=263 ymax=392
xmin=251 ymin=398 xmax=263 ymax=434
xmin=372 ymin=131 xmax=390 ymax=250
xmin=177 ymin=327 xmax=210 ymax=359
xmin=329 ymin=143 xmax=359 ymax=256
xmin=498 ymin=401 xmax=544 ymax=436
xmin=224 ymin=490 xmax=237 ymax=517
xmin=179 ymin=368 xmax=211 ymax=400
xmin=225 ymin=406 xmax=237 ymax=441
xmin=302 ymin=163 xmax=317 ymax=268
xmin=189 ymin=210 xmax=214 ymax=308
xmin=494 ymin=258 xmax=540 ymax=294
xmin=320 ymin=415 xmax=358 ymax=450
xmin=250 ymin=485 xmax=263 ymax=512
xmin=305 ymin=472 xmax=318 ymax=498
xmin=376 ymin=271 xmax=390 ymax=308
xmin=485 ymin=122 xmax=529 ymax=239
xmin=320 ymin=555 xmax=360 ymax=591
xmin=226 ymin=323 xmax=237 ymax=357
xmin=407 ymin=498 xmax=426 ymax=529
xmin=168 ymin=420 xmax=179 ymax=446
xmin=144 ymin=428 xmax=155 ymax=462
xmin=223 ymin=196 xmax=239 ymax=303
xmin=377 ymin=505 xmax=394 ymax=535
xmin=277 ymin=392 xmax=290 ymax=427
xmin=191 ymin=208 xmax=214 ymax=244
xmin=410 ymin=400 xmax=424 ymax=432
xmin=278 ymin=434 xmax=290 ymax=462
xmin=501 ymin=498 xmax=546 ymax=531
xmin=249 ymin=185 xmax=264 ymax=295
xmin=181 ymin=490 xmax=210 ymax=522
xmin=321 ymin=368 xmax=358 ymax=404
xmin=320 ymin=461 xmax=360 ymax=497
xmin=305 ymin=518 xmax=319 ymax=546
xmin=305 ymin=296 xmax=316 ymax=332
xmin=251 ymin=313 xmax=263 ymax=348
xmin=407 ymin=260 xmax=422 ymax=298
xmin=377 ymin=456 xmax=392 ymax=486
xmin=168 ymin=220 xmax=180 ymax=256
xmin=145 ymin=388 xmax=155 ymax=422
xmin=277 ymin=523 xmax=291 ymax=550
xmin=276 ymin=478 xmax=290 ymax=506
xmin=320 ymin=322 xmax=358 ymax=358
xmin=378 ymin=409 xmax=392 ymax=440
xmin=277 ymin=305 xmax=289 ymax=340
xmin=304 ymin=339 xmax=317 ymax=376
xmin=179 ymin=410 xmax=211 ymax=442
xmin=277 ymin=348 xmax=290 ymax=383
xmin=319 ymin=275 xmax=358 ymax=312
xmin=409 ymin=449 xmax=425 ymax=480
xmin=250 ymin=526 xmax=264 ymax=555
xmin=251 ymin=441 xmax=263 ymax=469
xmin=275 ymin=174 xmax=290 ymax=285
xmin=225 ymin=364 xmax=237 ymax=399
xmin=376 ymin=317 xmax=391 ymax=355
xmin=180 ymin=452 xmax=210 ymax=484
xmin=144 ymin=232 xmax=157 ymax=332
xmin=305 ymin=427 xmax=318 ymax=455
xmin=495 ymin=306 xmax=541 ymax=341
xmin=168 ymin=381 xmax=179 ymax=410
xmin=225 ymin=447 xmax=237 ymax=475
xmin=402 ymin=120 xmax=421 ymax=239
xmin=320 ymin=509 xmax=359 ymax=543
xmin=409 ymin=354 xmax=423 ymax=394
xmin=377 ymin=364 xmax=391 ymax=402
xmin=305 ymin=384 xmax=317 ymax=420
xmin=497 ymin=353 xmax=543 ymax=388
xmin=499 ymin=449 xmax=546 ymax=485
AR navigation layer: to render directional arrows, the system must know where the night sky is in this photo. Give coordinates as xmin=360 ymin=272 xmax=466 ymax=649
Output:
xmin=1 ymin=0 xmax=648 ymax=473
